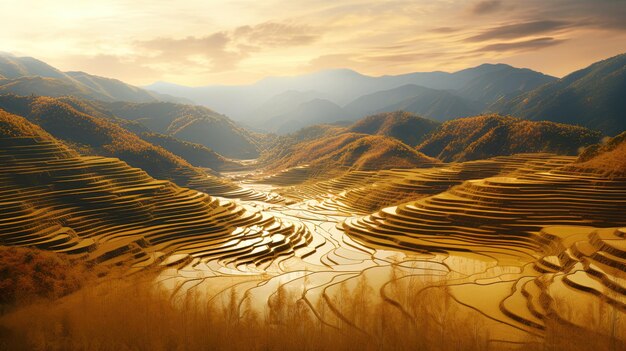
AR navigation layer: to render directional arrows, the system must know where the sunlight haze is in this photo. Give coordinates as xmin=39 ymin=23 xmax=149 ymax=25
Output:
xmin=2 ymin=0 xmax=626 ymax=85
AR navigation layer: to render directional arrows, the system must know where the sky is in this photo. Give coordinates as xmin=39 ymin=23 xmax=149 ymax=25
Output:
xmin=1 ymin=0 xmax=626 ymax=86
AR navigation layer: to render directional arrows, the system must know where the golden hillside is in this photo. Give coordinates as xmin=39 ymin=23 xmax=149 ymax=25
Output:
xmin=104 ymin=101 xmax=261 ymax=159
xmin=259 ymin=124 xmax=345 ymax=163
xmin=347 ymin=111 xmax=440 ymax=145
xmin=0 ymin=95 xmax=273 ymax=201
xmin=30 ymin=96 xmax=242 ymax=172
xmin=0 ymin=113 xmax=305 ymax=272
xmin=0 ymin=108 xmax=64 ymax=141
xmin=269 ymin=132 xmax=439 ymax=171
xmin=0 ymin=95 xmax=192 ymax=175
xmin=139 ymin=132 xmax=242 ymax=171
xmin=417 ymin=114 xmax=601 ymax=162
xmin=567 ymin=131 xmax=626 ymax=176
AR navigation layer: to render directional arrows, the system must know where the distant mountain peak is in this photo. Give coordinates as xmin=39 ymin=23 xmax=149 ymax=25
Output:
xmin=491 ymin=51 xmax=626 ymax=135
xmin=256 ymin=68 xmax=367 ymax=84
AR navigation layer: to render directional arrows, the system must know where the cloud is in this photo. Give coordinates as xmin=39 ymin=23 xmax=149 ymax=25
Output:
xmin=306 ymin=54 xmax=360 ymax=71
xmin=234 ymin=22 xmax=318 ymax=47
xmin=465 ymin=20 xmax=572 ymax=42
xmin=6 ymin=0 xmax=626 ymax=85
xmin=430 ymin=27 xmax=462 ymax=33
xmin=136 ymin=33 xmax=245 ymax=71
xmin=134 ymin=22 xmax=320 ymax=72
xmin=577 ymin=1 xmax=626 ymax=31
xmin=471 ymin=0 xmax=503 ymax=14
xmin=138 ymin=33 xmax=229 ymax=56
xmin=476 ymin=37 xmax=566 ymax=52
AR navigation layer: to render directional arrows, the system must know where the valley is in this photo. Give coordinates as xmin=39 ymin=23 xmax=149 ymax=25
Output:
xmin=1 ymin=111 xmax=624 ymax=348
xmin=0 ymin=49 xmax=625 ymax=350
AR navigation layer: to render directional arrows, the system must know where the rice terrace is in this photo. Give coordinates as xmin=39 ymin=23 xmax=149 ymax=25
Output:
xmin=0 ymin=1 xmax=625 ymax=350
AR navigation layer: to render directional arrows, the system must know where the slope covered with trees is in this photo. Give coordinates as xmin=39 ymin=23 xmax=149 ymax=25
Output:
xmin=348 ymin=111 xmax=440 ymax=145
xmin=453 ymin=63 xmax=556 ymax=105
xmin=262 ymin=112 xmax=601 ymax=170
xmin=0 ymin=95 xmax=262 ymax=200
xmin=139 ymin=132 xmax=241 ymax=171
xmin=0 ymin=107 xmax=63 ymax=141
xmin=344 ymin=84 xmax=480 ymax=121
xmin=267 ymin=132 xmax=438 ymax=171
xmin=103 ymin=101 xmax=260 ymax=159
xmin=416 ymin=114 xmax=601 ymax=162
xmin=0 ymin=246 xmax=95 ymax=309
xmin=3 ymin=95 xmax=238 ymax=171
xmin=491 ymin=53 xmax=626 ymax=135
xmin=568 ymin=131 xmax=626 ymax=176
xmin=0 ymin=95 xmax=194 ymax=179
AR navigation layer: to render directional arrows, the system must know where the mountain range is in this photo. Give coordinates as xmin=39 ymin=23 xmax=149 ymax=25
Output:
xmin=261 ymin=112 xmax=601 ymax=171
xmin=490 ymin=53 xmax=626 ymax=135
xmin=0 ymin=53 xmax=188 ymax=104
xmin=0 ymin=94 xmax=263 ymax=203
xmin=147 ymin=63 xmax=555 ymax=133
xmin=3 ymin=52 xmax=626 ymax=137
xmin=0 ymin=50 xmax=625 ymax=159
xmin=147 ymin=53 xmax=626 ymax=136
xmin=97 ymin=101 xmax=261 ymax=159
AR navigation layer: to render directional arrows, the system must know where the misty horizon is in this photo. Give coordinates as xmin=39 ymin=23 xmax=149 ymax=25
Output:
xmin=2 ymin=0 xmax=626 ymax=86
xmin=0 ymin=50 xmax=564 ymax=88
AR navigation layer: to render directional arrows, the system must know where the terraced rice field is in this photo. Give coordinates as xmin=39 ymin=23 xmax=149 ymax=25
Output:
xmin=1 ymin=134 xmax=625 ymax=347
xmin=0 ymin=136 xmax=307 ymax=272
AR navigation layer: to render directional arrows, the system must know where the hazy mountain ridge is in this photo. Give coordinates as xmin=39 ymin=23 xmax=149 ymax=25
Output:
xmin=147 ymin=64 xmax=555 ymax=133
xmin=103 ymin=101 xmax=260 ymax=159
xmin=0 ymin=53 xmax=188 ymax=104
xmin=0 ymin=94 xmax=255 ymax=202
xmin=252 ymin=90 xmax=329 ymax=124
xmin=377 ymin=86 xmax=482 ymax=121
xmin=0 ymin=55 xmax=68 ymax=79
xmin=3 ymin=52 xmax=626 ymax=141
xmin=343 ymin=84 xmax=482 ymax=121
xmin=0 ymin=95 xmax=199 ymax=180
xmin=453 ymin=63 xmax=555 ymax=105
xmin=139 ymin=132 xmax=241 ymax=171
xmin=267 ymin=98 xmax=346 ymax=134
xmin=491 ymin=53 xmax=626 ymax=135
xmin=262 ymin=111 xmax=603 ymax=171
